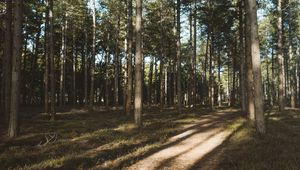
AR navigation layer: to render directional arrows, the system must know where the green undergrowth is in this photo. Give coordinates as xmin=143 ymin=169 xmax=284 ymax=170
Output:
xmin=216 ymin=109 xmax=300 ymax=170
xmin=0 ymin=107 xmax=231 ymax=170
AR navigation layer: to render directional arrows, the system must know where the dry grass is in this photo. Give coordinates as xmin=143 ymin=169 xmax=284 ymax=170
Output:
xmin=0 ymin=107 xmax=215 ymax=170
xmin=214 ymin=109 xmax=300 ymax=170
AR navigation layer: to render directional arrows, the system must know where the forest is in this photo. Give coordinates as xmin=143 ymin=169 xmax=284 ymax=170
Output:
xmin=0 ymin=0 xmax=300 ymax=169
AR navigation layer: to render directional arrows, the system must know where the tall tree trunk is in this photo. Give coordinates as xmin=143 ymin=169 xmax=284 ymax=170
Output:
xmin=72 ymin=29 xmax=76 ymax=107
xmin=49 ymin=0 xmax=56 ymax=120
xmin=192 ymin=0 xmax=197 ymax=107
xmin=134 ymin=0 xmax=143 ymax=127
xmin=125 ymin=0 xmax=133 ymax=116
xmin=114 ymin=17 xmax=121 ymax=106
xmin=44 ymin=0 xmax=49 ymax=115
xmin=239 ymin=0 xmax=246 ymax=113
xmin=209 ymin=35 xmax=214 ymax=110
xmin=247 ymin=0 xmax=266 ymax=134
xmin=159 ymin=0 xmax=165 ymax=111
xmin=148 ymin=56 xmax=154 ymax=105
xmin=204 ymin=32 xmax=210 ymax=104
xmin=3 ymin=0 xmax=12 ymax=125
xmin=8 ymin=0 xmax=23 ymax=137
xmin=84 ymin=30 xmax=88 ymax=106
xmin=90 ymin=0 xmax=96 ymax=107
xmin=288 ymin=0 xmax=295 ymax=109
xmin=271 ymin=48 xmax=275 ymax=106
xmin=176 ymin=0 xmax=182 ymax=113
xmin=245 ymin=0 xmax=255 ymax=120
xmin=218 ymin=52 xmax=222 ymax=107
xmin=277 ymin=0 xmax=285 ymax=112
xmin=105 ymin=49 xmax=110 ymax=110
xmin=59 ymin=15 xmax=67 ymax=108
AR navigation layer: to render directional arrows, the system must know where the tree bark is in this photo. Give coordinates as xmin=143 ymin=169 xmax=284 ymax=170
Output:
xmin=277 ymin=0 xmax=285 ymax=112
xmin=8 ymin=0 xmax=23 ymax=137
xmin=49 ymin=0 xmax=56 ymax=120
xmin=84 ymin=29 xmax=88 ymax=106
xmin=245 ymin=0 xmax=255 ymax=120
xmin=159 ymin=0 xmax=165 ymax=111
xmin=3 ymin=0 xmax=12 ymax=125
xmin=44 ymin=0 xmax=49 ymax=115
xmin=59 ymin=14 xmax=67 ymax=108
xmin=247 ymin=0 xmax=266 ymax=134
xmin=125 ymin=0 xmax=133 ymax=116
xmin=239 ymin=0 xmax=246 ymax=113
xmin=134 ymin=0 xmax=143 ymax=127
xmin=114 ymin=17 xmax=121 ymax=106
xmin=72 ymin=29 xmax=76 ymax=107
xmin=90 ymin=0 xmax=96 ymax=107
xmin=176 ymin=0 xmax=182 ymax=114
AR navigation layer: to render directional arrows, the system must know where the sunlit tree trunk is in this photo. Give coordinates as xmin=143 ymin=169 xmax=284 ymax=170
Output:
xmin=245 ymin=0 xmax=255 ymax=120
xmin=247 ymin=0 xmax=266 ymax=134
xmin=8 ymin=0 xmax=23 ymax=137
xmin=277 ymin=0 xmax=285 ymax=112
xmin=125 ymin=0 xmax=133 ymax=116
xmin=134 ymin=0 xmax=143 ymax=127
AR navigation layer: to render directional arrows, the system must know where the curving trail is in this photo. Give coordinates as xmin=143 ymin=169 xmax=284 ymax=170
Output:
xmin=126 ymin=110 xmax=242 ymax=170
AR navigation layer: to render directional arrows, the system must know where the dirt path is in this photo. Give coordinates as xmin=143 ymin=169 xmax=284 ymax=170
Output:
xmin=127 ymin=110 xmax=242 ymax=170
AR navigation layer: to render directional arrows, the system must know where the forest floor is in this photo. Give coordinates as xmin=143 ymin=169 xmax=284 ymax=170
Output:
xmin=0 ymin=107 xmax=300 ymax=170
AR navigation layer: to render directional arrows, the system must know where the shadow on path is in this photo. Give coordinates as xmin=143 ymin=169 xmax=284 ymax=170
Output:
xmin=127 ymin=110 xmax=244 ymax=170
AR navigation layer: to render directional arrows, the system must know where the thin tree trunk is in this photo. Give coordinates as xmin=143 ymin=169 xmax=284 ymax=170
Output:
xmin=84 ymin=30 xmax=88 ymax=106
xmin=218 ymin=52 xmax=222 ymax=107
xmin=90 ymin=0 xmax=96 ymax=107
xmin=247 ymin=0 xmax=266 ymax=134
xmin=176 ymin=0 xmax=182 ymax=113
xmin=105 ymin=49 xmax=110 ymax=110
xmin=125 ymin=0 xmax=133 ymax=116
xmin=239 ymin=0 xmax=246 ymax=113
xmin=8 ymin=0 xmax=23 ymax=137
xmin=114 ymin=17 xmax=121 ymax=106
xmin=209 ymin=35 xmax=214 ymax=110
xmin=59 ymin=15 xmax=67 ymax=108
xmin=44 ymin=0 xmax=49 ymax=115
xmin=49 ymin=0 xmax=56 ymax=120
xmin=148 ymin=56 xmax=154 ymax=105
xmin=134 ymin=0 xmax=143 ymax=127
xmin=192 ymin=0 xmax=197 ymax=107
xmin=159 ymin=0 xmax=165 ymax=111
xmin=72 ymin=29 xmax=76 ymax=107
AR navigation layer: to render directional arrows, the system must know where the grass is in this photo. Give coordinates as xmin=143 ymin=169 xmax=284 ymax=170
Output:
xmin=0 ymin=107 xmax=216 ymax=170
xmin=215 ymin=109 xmax=300 ymax=170
xmin=2 ymin=107 xmax=300 ymax=170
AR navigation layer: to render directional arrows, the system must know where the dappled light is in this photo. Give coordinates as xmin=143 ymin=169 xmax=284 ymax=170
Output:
xmin=1 ymin=0 xmax=300 ymax=169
